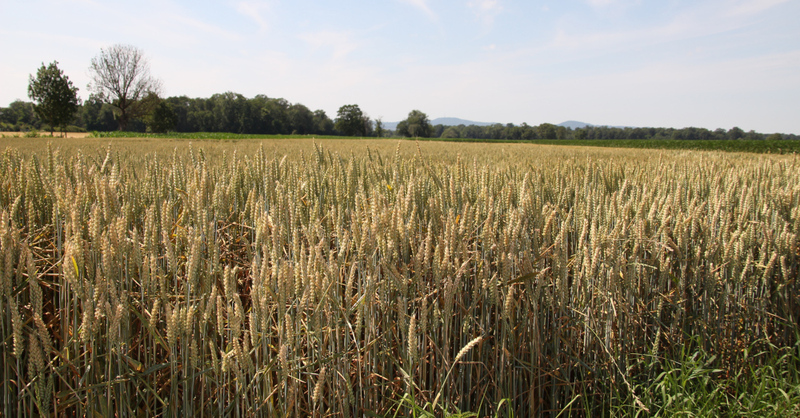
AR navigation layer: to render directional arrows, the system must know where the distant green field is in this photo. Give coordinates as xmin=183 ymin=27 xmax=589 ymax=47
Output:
xmin=423 ymin=137 xmax=800 ymax=154
xmin=91 ymin=131 xmax=800 ymax=154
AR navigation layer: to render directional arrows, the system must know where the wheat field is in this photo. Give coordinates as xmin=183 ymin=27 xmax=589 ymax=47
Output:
xmin=0 ymin=138 xmax=798 ymax=416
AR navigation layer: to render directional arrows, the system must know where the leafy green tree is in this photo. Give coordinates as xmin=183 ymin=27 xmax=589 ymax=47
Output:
xmin=0 ymin=101 xmax=39 ymax=129
xmin=89 ymin=44 xmax=162 ymax=131
xmin=519 ymin=123 xmax=536 ymax=140
xmin=556 ymin=126 xmax=568 ymax=139
xmin=744 ymin=129 xmax=763 ymax=141
xmin=288 ymin=104 xmax=314 ymax=134
xmin=432 ymin=124 xmax=445 ymax=138
xmin=503 ymin=123 xmax=521 ymax=140
xmin=164 ymin=96 xmax=192 ymax=132
xmin=27 ymin=61 xmax=80 ymax=136
xmin=148 ymin=100 xmax=177 ymax=133
xmin=463 ymin=124 xmax=484 ymax=139
xmin=728 ymin=126 xmax=745 ymax=140
xmin=79 ymin=96 xmax=117 ymax=131
xmin=441 ymin=126 xmax=460 ymax=138
xmin=210 ymin=92 xmax=249 ymax=133
xmin=374 ymin=118 xmax=384 ymax=138
xmin=313 ymin=110 xmax=334 ymax=135
xmin=363 ymin=117 xmax=374 ymax=137
xmin=397 ymin=110 xmax=432 ymax=138
xmin=262 ymin=98 xmax=290 ymax=134
xmin=395 ymin=120 xmax=408 ymax=137
xmin=184 ymin=97 xmax=214 ymax=133
xmin=0 ymin=105 xmax=14 ymax=125
xmin=486 ymin=123 xmax=504 ymax=139
xmin=538 ymin=123 xmax=557 ymax=139
xmin=335 ymin=104 xmax=369 ymax=136
xmin=627 ymin=127 xmax=648 ymax=140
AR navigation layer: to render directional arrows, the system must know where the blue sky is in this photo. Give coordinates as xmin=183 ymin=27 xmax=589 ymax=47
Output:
xmin=1 ymin=0 xmax=798 ymax=133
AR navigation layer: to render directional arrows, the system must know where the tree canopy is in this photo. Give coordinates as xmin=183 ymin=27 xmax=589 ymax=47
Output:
xmin=335 ymin=104 xmax=372 ymax=136
xmin=27 ymin=61 xmax=80 ymax=136
xmin=397 ymin=110 xmax=432 ymax=138
xmin=147 ymin=99 xmax=177 ymax=133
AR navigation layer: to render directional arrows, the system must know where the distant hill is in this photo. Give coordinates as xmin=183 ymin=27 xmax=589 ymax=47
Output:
xmin=558 ymin=120 xmax=635 ymax=129
xmin=558 ymin=120 xmax=594 ymax=129
xmin=382 ymin=118 xmax=627 ymax=131
xmin=431 ymin=117 xmax=494 ymax=127
xmin=383 ymin=117 xmax=494 ymax=131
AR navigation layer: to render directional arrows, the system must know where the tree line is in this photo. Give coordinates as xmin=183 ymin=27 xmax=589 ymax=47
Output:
xmin=3 ymin=44 xmax=797 ymax=141
xmin=7 ymin=93 xmax=795 ymax=141
xmin=427 ymin=123 xmax=797 ymax=141
xmin=0 ymin=92 xmax=340 ymax=136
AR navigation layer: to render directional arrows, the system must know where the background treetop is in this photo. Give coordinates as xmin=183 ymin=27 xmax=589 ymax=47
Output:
xmin=335 ymin=104 xmax=373 ymax=137
xmin=397 ymin=109 xmax=432 ymax=138
xmin=88 ymin=44 xmax=162 ymax=131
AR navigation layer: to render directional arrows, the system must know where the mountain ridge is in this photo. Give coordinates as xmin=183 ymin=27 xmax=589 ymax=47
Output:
xmin=382 ymin=117 xmax=494 ymax=130
xmin=382 ymin=118 xmax=625 ymax=130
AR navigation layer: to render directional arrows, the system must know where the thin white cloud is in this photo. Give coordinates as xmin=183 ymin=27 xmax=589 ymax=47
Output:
xmin=468 ymin=0 xmax=503 ymax=27
xmin=171 ymin=15 xmax=242 ymax=42
xmin=165 ymin=48 xmax=296 ymax=99
xmin=568 ymin=50 xmax=800 ymax=94
xmin=61 ymin=0 xmax=103 ymax=7
xmin=584 ymin=0 xmax=641 ymax=9
xmin=586 ymin=0 xmax=616 ymax=6
xmin=544 ymin=2 xmax=760 ymax=55
xmin=727 ymin=0 xmax=790 ymax=16
xmin=399 ymin=0 xmax=437 ymax=19
xmin=299 ymin=31 xmax=360 ymax=61
xmin=235 ymin=1 xmax=272 ymax=31
xmin=127 ymin=0 xmax=243 ymax=43
xmin=539 ymin=49 xmax=800 ymax=129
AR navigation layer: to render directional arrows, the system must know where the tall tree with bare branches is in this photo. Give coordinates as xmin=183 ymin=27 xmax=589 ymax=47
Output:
xmin=88 ymin=44 xmax=162 ymax=131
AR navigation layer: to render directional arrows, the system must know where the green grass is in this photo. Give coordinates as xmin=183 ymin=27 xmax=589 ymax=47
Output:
xmin=384 ymin=338 xmax=800 ymax=418
xmin=421 ymin=137 xmax=800 ymax=154
xmin=382 ymin=339 xmax=800 ymax=418
xmin=613 ymin=337 xmax=800 ymax=418
xmin=532 ymin=138 xmax=800 ymax=154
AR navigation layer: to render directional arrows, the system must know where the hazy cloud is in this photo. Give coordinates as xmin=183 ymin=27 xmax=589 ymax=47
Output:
xmin=468 ymin=0 xmax=503 ymax=27
xmin=585 ymin=0 xmax=641 ymax=9
xmin=726 ymin=0 xmax=790 ymax=16
xmin=586 ymin=0 xmax=616 ymax=6
xmin=299 ymin=31 xmax=360 ymax=61
xmin=235 ymin=1 xmax=272 ymax=31
xmin=173 ymin=16 xmax=241 ymax=41
xmin=399 ymin=0 xmax=437 ymax=19
xmin=548 ymin=1 xmax=767 ymax=54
